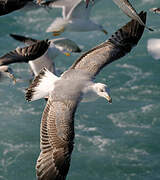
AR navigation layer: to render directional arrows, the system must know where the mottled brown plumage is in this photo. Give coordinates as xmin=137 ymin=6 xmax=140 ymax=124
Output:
xmin=36 ymin=98 xmax=77 ymax=180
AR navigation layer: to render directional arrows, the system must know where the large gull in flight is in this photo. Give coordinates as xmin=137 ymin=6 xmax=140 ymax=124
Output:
xmin=26 ymin=11 xmax=146 ymax=180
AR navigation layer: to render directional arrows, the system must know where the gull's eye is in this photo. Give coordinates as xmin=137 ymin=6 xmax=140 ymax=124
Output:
xmin=100 ymin=89 xmax=104 ymax=92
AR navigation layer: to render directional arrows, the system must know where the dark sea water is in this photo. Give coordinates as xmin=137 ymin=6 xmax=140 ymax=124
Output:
xmin=0 ymin=0 xmax=160 ymax=179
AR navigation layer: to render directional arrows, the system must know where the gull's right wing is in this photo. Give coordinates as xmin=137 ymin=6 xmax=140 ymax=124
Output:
xmin=68 ymin=11 xmax=146 ymax=78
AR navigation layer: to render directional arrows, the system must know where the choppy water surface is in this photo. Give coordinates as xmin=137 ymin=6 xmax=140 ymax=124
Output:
xmin=0 ymin=0 xmax=160 ymax=179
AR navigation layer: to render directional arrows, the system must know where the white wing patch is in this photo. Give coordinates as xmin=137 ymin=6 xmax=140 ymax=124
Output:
xmin=26 ymin=68 xmax=59 ymax=101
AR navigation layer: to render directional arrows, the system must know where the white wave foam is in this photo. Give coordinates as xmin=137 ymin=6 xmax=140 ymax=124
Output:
xmin=125 ymin=130 xmax=141 ymax=136
xmin=116 ymin=63 xmax=151 ymax=87
xmin=0 ymin=141 xmax=34 ymax=173
xmin=87 ymin=135 xmax=115 ymax=152
xmin=76 ymin=123 xmax=97 ymax=132
xmin=141 ymin=0 xmax=156 ymax=4
xmin=133 ymin=148 xmax=149 ymax=156
xmin=141 ymin=104 xmax=153 ymax=113
xmin=107 ymin=111 xmax=151 ymax=129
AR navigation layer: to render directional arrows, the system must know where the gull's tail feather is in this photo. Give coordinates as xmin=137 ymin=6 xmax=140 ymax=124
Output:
xmin=26 ymin=68 xmax=59 ymax=102
xmin=112 ymin=0 xmax=153 ymax=31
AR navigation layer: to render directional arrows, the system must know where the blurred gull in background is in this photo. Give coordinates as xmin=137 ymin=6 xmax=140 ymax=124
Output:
xmin=147 ymin=38 xmax=160 ymax=60
xmin=45 ymin=0 xmax=108 ymax=36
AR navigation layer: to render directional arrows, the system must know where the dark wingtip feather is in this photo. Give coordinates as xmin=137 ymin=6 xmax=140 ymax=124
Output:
xmin=122 ymin=11 xmax=146 ymax=45
xmin=108 ymin=11 xmax=146 ymax=53
xmin=10 ymin=33 xmax=38 ymax=44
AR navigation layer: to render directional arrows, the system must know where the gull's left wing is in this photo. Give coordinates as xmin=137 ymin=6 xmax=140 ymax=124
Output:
xmin=0 ymin=40 xmax=50 ymax=65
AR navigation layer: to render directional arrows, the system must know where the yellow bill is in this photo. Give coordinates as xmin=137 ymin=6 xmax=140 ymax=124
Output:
xmin=64 ymin=52 xmax=71 ymax=56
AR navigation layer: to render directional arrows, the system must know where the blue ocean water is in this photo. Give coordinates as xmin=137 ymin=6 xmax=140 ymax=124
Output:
xmin=0 ymin=0 xmax=160 ymax=180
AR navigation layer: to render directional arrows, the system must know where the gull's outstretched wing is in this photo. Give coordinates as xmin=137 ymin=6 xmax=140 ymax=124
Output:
xmin=112 ymin=0 xmax=153 ymax=31
xmin=52 ymin=38 xmax=81 ymax=52
xmin=69 ymin=11 xmax=146 ymax=78
xmin=67 ymin=0 xmax=92 ymax=20
xmin=40 ymin=0 xmax=79 ymax=18
xmin=0 ymin=40 xmax=50 ymax=65
xmin=10 ymin=34 xmax=38 ymax=45
xmin=36 ymin=97 xmax=77 ymax=180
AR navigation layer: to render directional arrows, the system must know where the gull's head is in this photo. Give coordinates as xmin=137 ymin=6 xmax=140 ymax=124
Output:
xmin=93 ymin=83 xmax=112 ymax=103
xmin=46 ymin=18 xmax=68 ymax=36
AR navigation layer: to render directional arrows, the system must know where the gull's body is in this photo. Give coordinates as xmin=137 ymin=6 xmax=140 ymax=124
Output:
xmin=45 ymin=0 xmax=108 ymax=35
xmin=8 ymin=34 xmax=81 ymax=76
xmin=26 ymin=12 xmax=146 ymax=180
